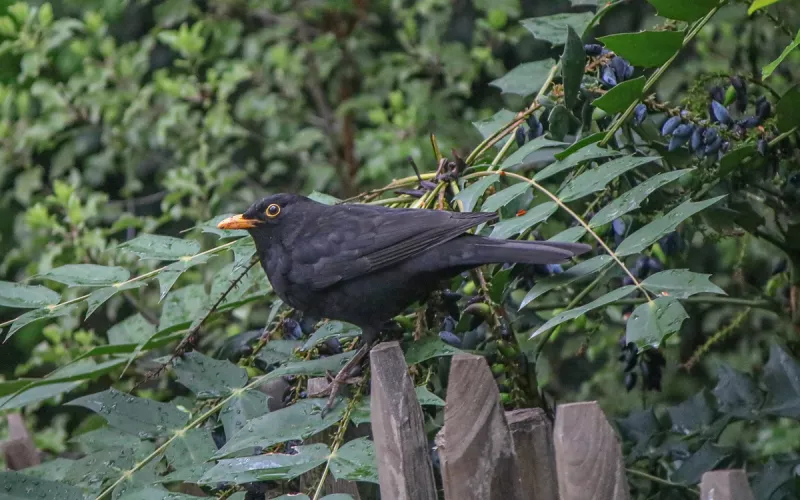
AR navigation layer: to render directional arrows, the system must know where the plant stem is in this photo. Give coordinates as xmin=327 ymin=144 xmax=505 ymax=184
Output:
xmin=627 ymin=468 xmax=700 ymax=495
xmin=530 ymin=296 xmax=777 ymax=312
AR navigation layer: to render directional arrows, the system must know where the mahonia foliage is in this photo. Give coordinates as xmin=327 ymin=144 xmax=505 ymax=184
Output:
xmin=0 ymin=0 xmax=799 ymax=499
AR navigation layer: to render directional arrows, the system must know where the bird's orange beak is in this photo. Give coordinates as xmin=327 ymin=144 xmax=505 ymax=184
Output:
xmin=217 ymin=214 xmax=260 ymax=230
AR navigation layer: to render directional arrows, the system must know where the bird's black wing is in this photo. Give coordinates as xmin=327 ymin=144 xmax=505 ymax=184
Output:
xmin=286 ymin=205 xmax=496 ymax=290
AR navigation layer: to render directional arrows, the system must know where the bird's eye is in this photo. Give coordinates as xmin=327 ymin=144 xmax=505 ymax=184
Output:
xmin=265 ymin=204 xmax=281 ymax=218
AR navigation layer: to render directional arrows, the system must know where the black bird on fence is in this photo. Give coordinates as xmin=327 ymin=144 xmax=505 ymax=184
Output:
xmin=218 ymin=193 xmax=590 ymax=412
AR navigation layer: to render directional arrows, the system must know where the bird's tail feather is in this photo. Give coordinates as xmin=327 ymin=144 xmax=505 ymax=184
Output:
xmin=454 ymin=236 xmax=591 ymax=265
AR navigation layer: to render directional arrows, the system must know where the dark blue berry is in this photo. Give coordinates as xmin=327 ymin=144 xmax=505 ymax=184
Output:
xmin=624 ymin=371 xmax=637 ymax=391
xmin=773 ymin=259 xmax=787 ymax=275
xmin=711 ymin=101 xmax=732 ymax=126
xmin=633 ymin=104 xmax=648 ymax=126
xmin=584 ymin=44 xmax=604 ymax=56
xmin=690 ymin=126 xmax=704 ymax=151
xmin=601 ymin=66 xmax=618 ymax=87
xmin=757 ymin=139 xmax=768 ymax=156
xmin=702 ymin=127 xmax=718 ymax=144
xmin=324 ymin=337 xmax=342 ymax=354
xmin=282 ymin=319 xmax=303 ymax=340
xmin=612 ymin=218 xmax=626 ymax=236
xmin=441 ymin=316 xmax=456 ymax=333
xmin=546 ymin=264 xmax=564 ymax=275
xmin=730 ymin=76 xmax=747 ymax=113
xmin=704 ymin=136 xmax=723 ymax=155
xmin=439 ymin=331 xmax=462 ymax=348
xmin=672 ymin=124 xmax=695 ymax=138
xmin=710 ymin=86 xmax=724 ymax=103
xmin=668 ymin=135 xmax=690 ymax=152
xmin=661 ymin=116 xmax=681 ymax=136
xmin=756 ymin=98 xmax=772 ymax=121
xmin=609 ymin=56 xmax=633 ymax=82
xmin=647 ymin=257 xmax=663 ymax=272
xmin=515 ymin=126 xmax=525 ymax=147
xmin=737 ymin=116 xmax=761 ymax=129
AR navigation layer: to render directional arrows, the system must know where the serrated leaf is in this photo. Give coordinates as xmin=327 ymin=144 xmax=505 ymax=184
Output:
xmin=640 ymin=270 xmax=725 ymax=299
xmin=593 ymin=76 xmax=646 ymax=114
xmin=626 ymin=297 xmax=688 ymax=347
xmin=71 ymin=427 xmax=142 ymax=453
xmin=717 ymin=145 xmax=758 ymax=179
xmin=86 ymin=282 xmax=145 ymax=319
xmin=666 ymin=391 xmax=715 ymax=435
xmin=671 ymin=440 xmax=730 ymax=485
xmin=530 ymin=285 xmax=636 ymax=338
xmin=267 ymin=351 xmax=356 ymax=379
xmin=761 ymin=344 xmax=800 ymax=419
xmin=712 ymin=365 xmax=764 ymax=419
xmin=481 ymin=182 xmax=531 ymax=212
xmin=215 ymin=399 xmax=346 ymax=458
xmin=598 ymin=30 xmax=685 ymax=67
xmin=201 ymin=444 xmax=330 ymax=484
xmin=763 ymin=29 xmax=800 ymax=79
xmin=748 ymin=0 xmax=781 ymax=15
xmin=255 ymin=340 xmax=302 ymax=366
xmin=308 ymin=191 xmax=341 ymax=205
xmin=231 ymin=237 xmax=256 ymax=268
xmin=590 ymin=169 xmax=691 ymax=227
xmin=301 ymin=321 xmax=361 ymax=351
xmin=414 ymin=386 xmax=445 ymax=406
xmin=501 ymin=137 xmax=567 ymax=170
xmin=547 ymin=226 xmax=587 ymax=243
xmin=0 ymin=281 xmax=60 ymax=309
xmin=4 ymin=304 xmax=79 ymax=341
xmin=616 ymin=196 xmax=725 ymax=256
xmin=455 ymin=175 xmax=500 ymax=212
xmin=40 ymin=264 xmax=130 ymax=287
xmin=646 ymin=0 xmax=718 ymax=22
xmin=330 ymin=437 xmax=379 ymax=484
xmin=220 ymin=389 xmax=270 ymax=440
xmin=0 ymin=471 xmax=85 ymax=500
xmin=68 ymin=389 xmax=190 ymax=438
xmin=776 ymin=85 xmax=800 ymax=132
xmin=554 ymin=133 xmax=604 ymax=160
xmin=520 ymin=255 xmax=612 ymax=308
xmin=404 ymin=336 xmax=463 ymax=364
xmin=198 ymin=214 xmax=249 ymax=238
xmin=534 ymin=143 xmax=620 ymax=181
xmin=490 ymin=59 xmax=554 ymax=97
xmin=489 ymin=202 xmax=557 ymax=239
xmin=17 ymin=457 xmax=74 ymax=482
xmin=521 ymin=12 xmax=594 ymax=46
xmin=108 ymin=313 xmax=155 ymax=345
xmin=165 ymin=428 xmax=217 ymax=469
xmin=157 ymin=254 xmax=211 ymax=300
xmin=173 ymin=351 xmax=247 ymax=398
xmin=562 ymin=27 xmax=585 ymax=108
xmin=751 ymin=459 xmax=798 ymax=500
xmin=559 ymin=155 xmax=659 ymax=202
xmin=120 ymin=234 xmax=201 ymax=261
xmin=159 ymin=284 xmax=208 ymax=332
xmin=473 ymin=110 xmax=516 ymax=143
xmin=547 ymin=105 xmax=572 ymax=141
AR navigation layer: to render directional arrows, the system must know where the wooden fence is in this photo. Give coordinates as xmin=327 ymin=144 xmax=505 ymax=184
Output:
xmin=367 ymin=341 xmax=757 ymax=500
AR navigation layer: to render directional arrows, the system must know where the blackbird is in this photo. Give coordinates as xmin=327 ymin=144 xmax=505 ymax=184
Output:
xmin=218 ymin=193 xmax=590 ymax=410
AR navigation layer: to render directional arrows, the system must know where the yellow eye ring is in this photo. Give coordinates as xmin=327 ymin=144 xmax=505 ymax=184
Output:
xmin=265 ymin=204 xmax=281 ymax=218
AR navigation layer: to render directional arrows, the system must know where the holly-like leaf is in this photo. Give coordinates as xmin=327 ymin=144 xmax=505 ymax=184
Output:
xmin=616 ymin=196 xmax=725 ymax=256
xmin=489 ymin=202 xmax=557 ymax=239
xmin=667 ymin=391 xmax=716 ymax=435
xmin=490 ymin=60 xmax=555 ymax=97
xmin=763 ymin=29 xmax=800 ymax=79
xmin=108 ymin=313 xmax=155 ymax=345
xmin=68 ymin=389 xmax=190 ymax=438
xmin=165 ymin=428 xmax=217 ymax=469
xmin=0 ymin=281 xmax=60 ymax=309
xmin=646 ymin=0 xmax=718 ymax=22
xmin=454 ymin=175 xmax=500 ymax=212
xmin=671 ymin=440 xmax=730 ymax=485
xmin=534 ymin=143 xmax=620 ymax=181
xmin=201 ymin=444 xmax=330 ymax=484
xmin=86 ymin=282 xmax=145 ymax=319
xmin=120 ymin=234 xmax=201 ymax=261
xmin=0 ymin=471 xmax=85 ymax=500
xmin=220 ymin=389 xmax=270 ymax=440
xmin=558 ymin=155 xmax=659 ymax=202
xmin=640 ymin=270 xmax=725 ymax=299
xmin=712 ymin=365 xmax=764 ymax=419
xmin=301 ymin=321 xmax=361 ymax=352
xmin=530 ymin=286 xmax=636 ymax=338
xmin=593 ymin=77 xmax=646 ymax=114
xmin=561 ymin=27 xmax=585 ymax=108
xmin=590 ymin=169 xmax=691 ymax=227
xmin=473 ymin=110 xmax=516 ymax=143
xmin=521 ymin=12 xmax=594 ymax=46
xmin=626 ymin=297 xmax=688 ymax=347
xmin=761 ymin=344 xmax=800 ymax=419
xmin=520 ymin=255 xmax=612 ymax=308
xmin=598 ymin=30 xmax=685 ymax=67
xmin=40 ymin=264 xmax=130 ymax=287
xmin=173 ymin=351 xmax=247 ymax=398
xmin=159 ymin=284 xmax=208 ymax=332
xmin=501 ymin=137 xmax=567 ymax=170
xmin=404 ymin=336 xmax=463 ymax=364
xmin=157 ymin=254 xmax=211 ymax=300
xmin=481 ymin=182 xmax=531 ymax=212
xmin=330 ymin=437 xmax=380 ymax=484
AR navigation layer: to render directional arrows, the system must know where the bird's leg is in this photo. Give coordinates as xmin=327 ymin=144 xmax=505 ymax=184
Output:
xmin=321 ymin=341 xmax=373 ymax=417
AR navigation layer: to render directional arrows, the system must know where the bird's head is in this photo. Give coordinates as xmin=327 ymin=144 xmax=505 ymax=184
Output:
xmin=216 ymin=194 xmax=312 ymax=238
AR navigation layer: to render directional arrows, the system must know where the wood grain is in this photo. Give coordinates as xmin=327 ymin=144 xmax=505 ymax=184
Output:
xmin=506 ymin=408 xmax=558 ymax=500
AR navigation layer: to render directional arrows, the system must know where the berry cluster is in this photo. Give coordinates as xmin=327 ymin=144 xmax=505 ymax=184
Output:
xmin=619 ymin=339 xmax=667 ymax=392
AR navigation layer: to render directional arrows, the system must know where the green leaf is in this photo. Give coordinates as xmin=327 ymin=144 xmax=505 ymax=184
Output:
xmin=0 ymin=381 xmax=81 ymax=411
xmin=481 ymin=182 xmax=531 ymax=212
xmin=489 ymin=202 xmax=557 ymax=239
xmin=554 ymin=132 xmax=604 ymax=160
xmin=255 ymin=340 xmax=302 ymax=366
xmin=267 ymin=351 xmax=356 ymax=379
xmin=717 ymin=145 xmax=758 ymax=178
xmin=712 ymin=365 xmax=764 ymax=419
xmin=0 ymin=471 xmax=85 ymax=500
xmin=519 ymin=255 xmax=612 ymax=308
xmin=547 ymin=105 xmax=571 ymax=141
xmin=748 ymin=0 xmax=782 ymax=15
xmin=520 ymin=12 xmax=594 ymax=46
xmin=473 ymin=110 xmax=516 ymax=143
xmin=547 ymin=226 xmax=586 ymax=243
xmin=0 ymin=281 xmax=60 ymax=309
xmin=198 ymin=214 xmax=249 ymax=239
xmin=455 ymin=175 xmax=500 ymax=212
xmin=763 ymin=29 xmax=800 ymax=79
xmin=68 ymin=388 xmax=190 ymax=438
xmin=534 ymin=143 xmax=620 ymax=181
xmin=120 ymin=234 xmax=201 ymax=261
xmin=671 ymin=440 xmax=730 ymax=485
xmin=530 ymin=285 xmax=636 ymax=338
xmin=640 ymin=270 xmax=726 ymax=299
xmin=500 ymin=137 xmax=567 ymax=170
xmin=598 ymin=30 xmax=685 ymax=67
xmin=666 ymin=391 xmax=715 ymax=435
xmin=40 ymin=264 xmax=130 ymax=287
xmin=330 ymin=437 xmax=380 ymax=484
xmin=490 ymin=59 xmax=554 ymax=97
xmin=593 ymin=76 xmax=646 ymax=114
xmin=616 ymin=196 xmax=725 ymax=256
xmin=220 ymin=389 xmax=270 ymax=440
xmin=626 ymin=297 xmax=688 ymax=347
xmin=159 ymin=284 xmax=208 ymax=332
xmin=215 ymin=399 xmax=346 ymax=458
xmin=201 ymin=444 xmax=330 ymax=484
xmin=17 ymin=458 xmax=74 ymax=482
xmin=761 ymin=344 xmax=800 ymax=419
xmin=165 ymin=429 xmax=217 ymax=469
xmin=301 ymin=321 xmax=361 ymax=352
xmin=158 ymin=464 xmax=214 ymax=485
xmin=405 ymin=337 xmax=463 ymax=364
xmin=157 ymin=254 xmax=211 ymax=300
xmin=776 ymin=85 xmax=800 ymax=132
xmin=86 ymin=282 xmax=145 ymax=318
xmin=558 ymin=155 xmax=659 ymax=202
xmin=308 ymin=191 xmax=341 ymax=205
xmin=646 ymin=0 xmax=719 ymax=22
xmin=590 ymin=169 xmax=691 ymax=227
xmin=108 ymin=313 xmax=156 ymax=345
xmin=173 ymin=351 xmax=247 ymax=398
xmin=752 ymin=459 xmax=798 ymax=500
xmin=4 ymin=304 xmax=79 ymax=341
xmin=414 ymin=386 xmax=445 ymax=407
xmin=71 ymin=427 xmax=142 ymax=453
xmin=562 ymin=27 xmax=585 ymax=108
xmin=116 ymin=486 xmax=204 ymax=500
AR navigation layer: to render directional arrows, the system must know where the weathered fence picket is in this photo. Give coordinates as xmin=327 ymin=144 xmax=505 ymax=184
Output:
xmin=700 ymin=470 xmax=756 ymax=500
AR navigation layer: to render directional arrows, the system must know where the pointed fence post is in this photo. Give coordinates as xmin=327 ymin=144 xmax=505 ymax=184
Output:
xmin=505 ymin=408 xmax=558 ymax=500
xmin=700 ymin=470 xmax=755 ymax=500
